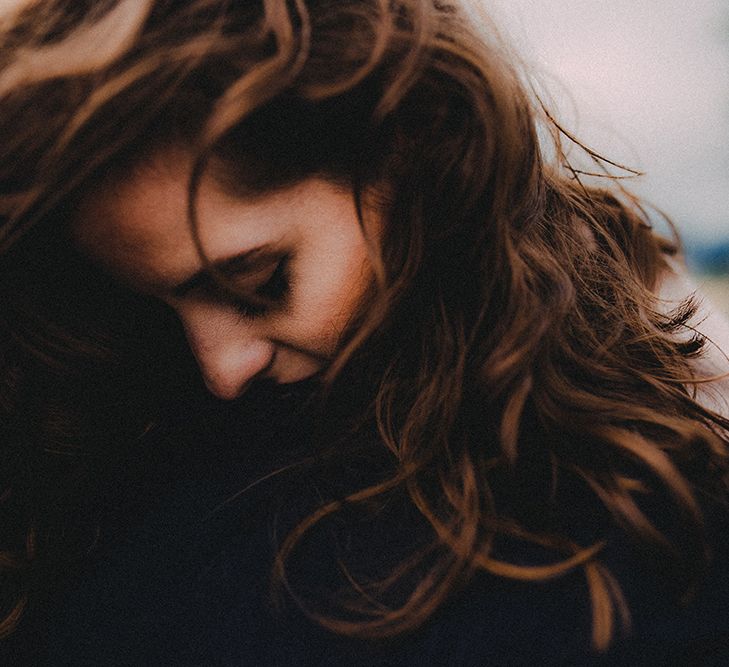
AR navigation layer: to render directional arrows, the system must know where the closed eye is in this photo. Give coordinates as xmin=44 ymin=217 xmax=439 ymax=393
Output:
xmin=230 ymin=255 xmax=290 ymax=318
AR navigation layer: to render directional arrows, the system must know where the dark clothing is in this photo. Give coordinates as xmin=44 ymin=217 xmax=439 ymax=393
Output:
xmin=4 ymin=391 xmax=729 ymax=666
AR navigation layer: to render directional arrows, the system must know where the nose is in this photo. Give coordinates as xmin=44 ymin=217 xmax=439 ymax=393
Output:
xmin=178 ymin=305 xmax=275 ymax=400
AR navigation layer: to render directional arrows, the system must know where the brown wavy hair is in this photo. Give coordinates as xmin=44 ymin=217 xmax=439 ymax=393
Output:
xmin=1 ymin=0 xmax=728 ymax=651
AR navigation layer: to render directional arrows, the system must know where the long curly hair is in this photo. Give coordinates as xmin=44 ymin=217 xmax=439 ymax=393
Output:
xmin=1 ymin=0 xmax=728 ymax=651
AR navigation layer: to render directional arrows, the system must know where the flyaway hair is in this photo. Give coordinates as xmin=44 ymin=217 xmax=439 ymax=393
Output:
xmin=1 ymin=0 xmax=728 ymax=651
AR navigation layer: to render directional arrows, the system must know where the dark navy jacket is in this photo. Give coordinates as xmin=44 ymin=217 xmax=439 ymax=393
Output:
xmin=4 ymin=389 xmax=729 ymax=666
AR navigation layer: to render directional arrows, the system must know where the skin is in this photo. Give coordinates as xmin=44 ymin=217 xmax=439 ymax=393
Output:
xmin=73 ymin=151 xmax=377 ymax=400
xmin=71 ymin=149 xmax=729 ymax=418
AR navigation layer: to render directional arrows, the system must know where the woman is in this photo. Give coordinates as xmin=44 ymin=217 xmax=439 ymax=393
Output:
xmin=1 ymin=0 xmax=728 ymax=663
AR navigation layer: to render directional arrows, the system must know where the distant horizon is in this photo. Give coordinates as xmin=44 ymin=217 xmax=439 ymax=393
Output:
xmin=684 ymin=237 xmax=729 ymax=275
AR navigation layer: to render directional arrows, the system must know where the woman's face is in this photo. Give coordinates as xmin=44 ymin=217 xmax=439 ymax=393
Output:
xmin=73 ymin=151 xmax=377 ymax=400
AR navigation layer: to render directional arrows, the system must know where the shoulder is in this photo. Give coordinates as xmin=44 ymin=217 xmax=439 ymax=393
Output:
xmin=655 ymin=256 xmax=729 ymax=418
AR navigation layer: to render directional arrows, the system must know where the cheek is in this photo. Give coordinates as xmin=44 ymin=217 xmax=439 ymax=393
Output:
xmin=286 ymin=240 xmax=374 ymax=349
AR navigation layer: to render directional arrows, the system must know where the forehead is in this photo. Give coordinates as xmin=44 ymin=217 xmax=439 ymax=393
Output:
xmin=72 ymin=152 xmax=289 ymax=289
xmin=76 ymin=154 xmax=190 ymax=250
xmin=71 ymin=150 xmax=360 ymax=294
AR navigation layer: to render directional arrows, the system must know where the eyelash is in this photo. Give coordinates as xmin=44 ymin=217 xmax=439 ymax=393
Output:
xmin=232 ymin=255 xmax=290 ymax=319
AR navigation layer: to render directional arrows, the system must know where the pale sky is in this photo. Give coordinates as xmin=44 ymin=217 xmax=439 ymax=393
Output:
xmin=482 ymin=0 xmax=729 ymax=246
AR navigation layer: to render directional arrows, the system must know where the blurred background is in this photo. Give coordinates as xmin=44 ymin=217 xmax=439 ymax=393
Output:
xmin=482 ymin=0 xmax=729 ymax=313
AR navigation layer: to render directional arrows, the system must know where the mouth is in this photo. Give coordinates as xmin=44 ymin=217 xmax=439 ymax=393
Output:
xmin=246 ymin=372 xmax=324 ymax=403
xmin=274 ymin=372 xmax=324 ymax=398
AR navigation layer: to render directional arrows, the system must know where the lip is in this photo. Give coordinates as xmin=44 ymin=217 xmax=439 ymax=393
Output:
xmin=239 ymin=373 xmax=322 ymax=406
xmin=271 ymin=370 xmax=323 ymax=391
xmin=276 ymin=371 xmax=321 ymax=385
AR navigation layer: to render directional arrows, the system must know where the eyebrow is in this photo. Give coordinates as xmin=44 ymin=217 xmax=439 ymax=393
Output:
xmin=171 ymin=246 xmax=280 ymax=299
